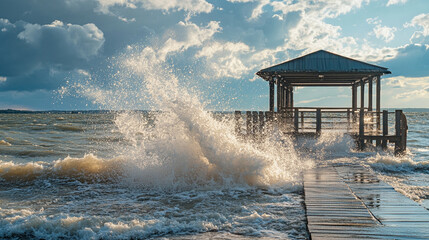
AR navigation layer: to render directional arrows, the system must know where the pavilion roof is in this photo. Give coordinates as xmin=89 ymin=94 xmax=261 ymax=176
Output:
xmin=256 ymin=50 xmax=391 ymax=86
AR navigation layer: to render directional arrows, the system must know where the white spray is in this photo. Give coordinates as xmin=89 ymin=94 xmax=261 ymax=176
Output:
xmin=78 ymin=45 xmax=312 ymax=188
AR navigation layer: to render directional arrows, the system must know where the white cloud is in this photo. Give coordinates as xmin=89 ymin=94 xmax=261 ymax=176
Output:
xmin=296 ymin=95 xmax=348 ymax=105
xmin=96 ymin=0 xmax=213 ymax=15
xmin=283 ymin=15 xmax=373 ymax=60
xmin=297 ymin=96 xmax=331 ymax=105
xmin=407 ymin=13 xmax=429 ymax=44
xmin=0 ymin=18 xmax=14 ymax=31
xmin=411 ymin=13 xmax=429 ymax=36
xmin=396 ymin=86 xmax=429 ymax=100
xmin=158 ymin=21 xmax=221 ymax=60
xmin=17 ymin=20 xmax=104 ymax=60
xmin=250 ymin=0 xmax=270 ymax=20
xmin=366 ymin=16 xmax=396 ymax=42
xmin=252 ymin=0 xmax=369 ymax=20
xmin=386 ymin=78 xmax=406 ymax=88
xmin=385 ymin=76 xmax=429 ymax=88
xmin=196 ymin=41 xmax=252 ymax=79
xmin=386 ymin=0 xmax=407 ymax=6
xmin=373 ymin=25 xmax=397 ymax=42
xmin=367 ymin=17 xmax=382 ymax=25
xmin=228 ymin=0 xmax=255 ymax=2
xmin=142 ymin=0 xmax=213 ymax=13
xmin=17 ymin=22 xmax=42 ymax=44
xmin=244 ymin=0 xmax=398 ymax=64
xmin=383 ymin=76 xmax=429 ymax=101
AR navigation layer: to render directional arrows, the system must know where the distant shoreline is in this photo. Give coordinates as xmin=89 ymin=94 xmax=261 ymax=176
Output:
xmin=1 ymin=108 xmax=429 ymax=114
xmin=0 ymin=109 xmax=144 ymax=114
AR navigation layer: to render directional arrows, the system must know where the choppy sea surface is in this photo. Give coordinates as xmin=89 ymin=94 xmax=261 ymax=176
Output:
xmin=0 ymin=111 xmax=311 ymax=240
xmin=1 ymin=45 xmax=315 ymax=240
xmin=1 ymin=46 xmax=428 ymax=239
xmin=0 ymin=109 xmax=428 ymax=240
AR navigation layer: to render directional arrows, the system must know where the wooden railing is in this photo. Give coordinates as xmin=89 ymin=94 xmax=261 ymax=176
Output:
xmin=234 ymin=108 xmax=408 ymax=155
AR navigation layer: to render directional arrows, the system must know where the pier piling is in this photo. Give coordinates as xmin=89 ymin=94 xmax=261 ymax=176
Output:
xmin=316 ymin=109 xmax=321 ymax=135
xmin=359 ymin=109 xmax=365 ymax=150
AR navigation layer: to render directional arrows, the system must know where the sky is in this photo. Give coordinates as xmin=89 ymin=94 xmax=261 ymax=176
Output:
xmin=0 ymin=0 xmax=428 ymax=110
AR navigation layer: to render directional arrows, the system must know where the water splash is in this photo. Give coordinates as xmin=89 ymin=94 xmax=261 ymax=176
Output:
xmin=74 ymin=45 xmax=312 ymax=188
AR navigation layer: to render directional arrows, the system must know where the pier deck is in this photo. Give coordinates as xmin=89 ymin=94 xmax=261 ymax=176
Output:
xmin=304 ymin=165 xmax=429 ymax=239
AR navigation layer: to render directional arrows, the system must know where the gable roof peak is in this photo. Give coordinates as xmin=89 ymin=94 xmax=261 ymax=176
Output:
xmin=257 ymin=49 xmax=391 ymax=76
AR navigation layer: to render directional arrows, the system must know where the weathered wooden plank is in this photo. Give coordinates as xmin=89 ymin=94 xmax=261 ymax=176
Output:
xmin=304 ymin=166 xmax=380 ymax=238
xmin=304 ymin=165 xmax=429 ymax=239
xmin=334 ymin=165 xmax=429 ymax=238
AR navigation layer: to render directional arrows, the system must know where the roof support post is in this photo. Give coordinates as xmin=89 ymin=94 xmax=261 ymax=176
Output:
xmin=376 ymin=76 xmax=381 ymax=130
xmin=368 ymin=77 xmax=373 ymax=112
xmin=352 ymin=84 xmax=357 ymax=122
xmin=290 ymin=87 xmax=294 ymax=108
xmin=276 ymin=78 xmax=281 ymax=113
xmin=283 ymin=84 xmax=288 ymax=111
xmin=281 ymin=81 xmax=284 ymax=112
xmin=360 ymin=79 xmax=365 ymax=111
xmin=269 ymin=79 xmax=274 ymax=112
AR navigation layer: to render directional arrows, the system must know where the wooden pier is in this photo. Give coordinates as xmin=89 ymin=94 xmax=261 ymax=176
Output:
xmin=237 ymin=49 xmax=408 ymax=155
xmin=238 ymin=50 xmax=416 ymax=238
xmin=234 ymin=107 xmax=408 ymax=155
xmin=304 ymin=165 xmax=429 ymax=239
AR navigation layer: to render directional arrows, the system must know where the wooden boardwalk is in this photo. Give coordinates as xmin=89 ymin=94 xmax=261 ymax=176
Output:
xmin=304 ymin=165 xmax=429 ymax=239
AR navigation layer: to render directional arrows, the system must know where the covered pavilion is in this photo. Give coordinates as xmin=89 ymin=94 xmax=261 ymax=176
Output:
xmin=256 ymin=50 xmax=391 ymax=114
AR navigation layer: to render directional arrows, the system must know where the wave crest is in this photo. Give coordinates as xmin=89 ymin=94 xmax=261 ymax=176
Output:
xmin=0 ymin=154 xmax=124 ymax=182
xmin=53 ymin=154 xmax=124 ymax=180
xmin=368 ymin=153 xmax=429 ymax=173
xmin=0 ymin=161 xmax=44 ymax=181
xmin=0 ymin=140 xmax=12 ymax=146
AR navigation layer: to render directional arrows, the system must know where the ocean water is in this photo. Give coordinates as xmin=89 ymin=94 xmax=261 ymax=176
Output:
xmin=0 ymin=111 xmax=310 ymax=239
xmin=1 ymin=44 xmax=428 ymax=239
xmin=0 ymin=46 xmax=313 ymax=239
xmin=1 ymin=110 xmax=428 ymax=239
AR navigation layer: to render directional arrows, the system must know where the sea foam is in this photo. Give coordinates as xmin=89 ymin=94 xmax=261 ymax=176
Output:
xmin=72 ymin=45 xmax=313 ymax=189
xmin=368 ymin=153 xmax=429 ymax=173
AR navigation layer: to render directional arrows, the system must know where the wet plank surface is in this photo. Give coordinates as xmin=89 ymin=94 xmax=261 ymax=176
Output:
xmin=304 ymin=166 xmax=429 ymax=239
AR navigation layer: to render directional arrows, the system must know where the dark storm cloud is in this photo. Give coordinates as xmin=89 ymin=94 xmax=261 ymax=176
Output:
xmin=0 ymin=0 xmax=299 ymax=93
xmin=0 ymin=0 xmax=194 ymax=55
xmin=383 ymin=44 xmax=429 ymax=77
xmin=0 ymin=0 xmax=193 ymax=92
xmin=0 ymin=68 xmax=69 ymax=91
xmin=0 ymin=18 xmax=104 ymax=91
xmin=0 ymin=19 xmax=104 ymax=75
